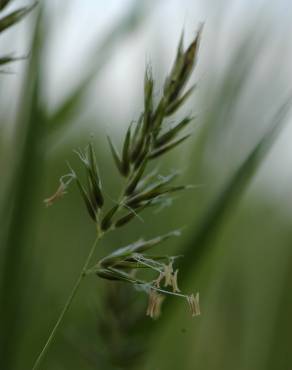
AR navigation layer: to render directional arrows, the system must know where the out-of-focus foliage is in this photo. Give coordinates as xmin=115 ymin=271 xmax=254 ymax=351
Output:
xmin=0 ymin=0 xmax=36 ymax=67
xmin=1 ymin=1 xmax=292 ymax=370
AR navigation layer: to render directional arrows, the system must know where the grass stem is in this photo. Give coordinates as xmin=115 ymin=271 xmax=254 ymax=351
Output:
xmin=32 ymin=234 xmax=101 ymax=370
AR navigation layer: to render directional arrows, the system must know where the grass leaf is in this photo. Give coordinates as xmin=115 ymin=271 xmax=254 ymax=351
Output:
xmin=178 ymin=99 xmax=291 ymax=287
xmin=0 ymin=3 xmax=36 ymax=34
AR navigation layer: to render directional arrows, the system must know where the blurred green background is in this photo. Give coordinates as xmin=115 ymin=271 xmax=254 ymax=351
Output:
xmin=1 ymin=0 xmax=292 ymax=369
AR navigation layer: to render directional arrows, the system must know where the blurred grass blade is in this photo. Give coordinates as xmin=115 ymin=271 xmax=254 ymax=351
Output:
xmin=47 ymin=0 xmax=154 ymax=135
xmin=0 ymin=2 xmax=36 ymax=33
xmin=0 ymin=9 xmax=46 ymax=370
xmin=0 ymin=53 xmax=25 ymax=65
xmin=179 ymin=99 xmax=291 ymax=286
xmin=0 ymin=0 xmax=12 ymax=11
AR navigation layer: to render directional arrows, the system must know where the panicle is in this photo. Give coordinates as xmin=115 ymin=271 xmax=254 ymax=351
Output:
xmin=45 ymin=27 xmax=203 ymax=321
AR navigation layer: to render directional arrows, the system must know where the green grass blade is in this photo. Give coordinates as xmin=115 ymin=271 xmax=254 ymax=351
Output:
xmin=0 ymin=0 xmax=12 ymax=11
xmin=179 ymin=99 xmax=291 ymax=287
xmin=0 ymin=2 xmax=36 ymax=34
xmin=0 ymin=9 xmax=46 ymax=369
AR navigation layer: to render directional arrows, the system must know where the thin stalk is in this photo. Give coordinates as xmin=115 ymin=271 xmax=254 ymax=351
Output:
xmin=32 ymin=233 xmax=102 ymax=370
xmin=33 ymin=167 xmax=134 ymax=369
